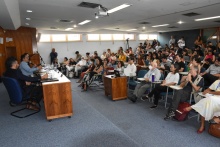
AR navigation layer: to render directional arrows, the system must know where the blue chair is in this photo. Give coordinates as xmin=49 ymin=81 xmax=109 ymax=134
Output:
xmin=2 ymin=76 xmax=40 ymax=118
xmin=128 ymin=70 xmax=148 ymax=90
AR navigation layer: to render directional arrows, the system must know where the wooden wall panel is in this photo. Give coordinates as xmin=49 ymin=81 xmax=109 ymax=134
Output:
xmin=0 ymin=26 xmax=37 ymax=76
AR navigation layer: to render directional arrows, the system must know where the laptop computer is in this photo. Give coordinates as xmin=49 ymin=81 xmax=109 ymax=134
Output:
xmin=41 ymin=78 xmax=59 ymax=83
xmin=114 ymin=70 xmax=120 ymax=77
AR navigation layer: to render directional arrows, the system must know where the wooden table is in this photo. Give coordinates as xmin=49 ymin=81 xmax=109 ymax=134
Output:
xmin=42 ymin=70 xmax=73 ymax=121
xmin=104 ymin=75 xmax=127 ymax=101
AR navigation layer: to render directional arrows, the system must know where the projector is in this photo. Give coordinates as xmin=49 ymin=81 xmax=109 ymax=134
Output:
xmin=97 ymin=11 xmax=109 ymax=16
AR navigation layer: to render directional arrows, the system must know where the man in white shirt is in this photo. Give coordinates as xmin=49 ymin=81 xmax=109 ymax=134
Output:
xmin=74 ymin=56 xmax=87 ymax=77
xmin=124 ymin=57 xmax=137 ymax=77
xmin=177 ymin=37 xmax=185 ymax=49
xmin=101 ymin=51 xmax=107 ymax=60
xmin=129 ymin=62 xmax=161 ymax=102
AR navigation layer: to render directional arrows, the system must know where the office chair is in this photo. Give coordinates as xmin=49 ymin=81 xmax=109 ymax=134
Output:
xmin=2 ymin=76 xmax=40 ymax=118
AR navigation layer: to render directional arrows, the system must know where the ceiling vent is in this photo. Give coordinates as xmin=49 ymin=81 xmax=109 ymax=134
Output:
xmin=182 ymin=12 xmax=200 ymax=17
xmin=139 ymin=22 xmax=150 ymax=24
xmin=78 ymin=2 xmax=100 ymax=8
xmin=58 ymin=19 xmax=73 ymax=23
xmin=168 ymin=26 xmax=178 ymax=28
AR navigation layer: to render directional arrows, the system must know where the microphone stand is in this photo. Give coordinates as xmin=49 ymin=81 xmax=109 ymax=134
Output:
xmin=39 ymin=55 xmax=45 ymax=65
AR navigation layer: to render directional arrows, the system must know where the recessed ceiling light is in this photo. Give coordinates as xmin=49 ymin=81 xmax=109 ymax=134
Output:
xmin=142 ymin=26 xmax=146 ymax=29
xmin=26 ymin=18 xmax=31 ymax=20
xmin=78 ymin=20 xmax=91 ymax=25
xmin=26 ymin=10 xmax=32 ymax=13
xmin=152 ymin=24 xmax=169 ymax=27
xmin=95 ymin=15 xmax=99 ymax=19
xmin=73 ymin=25 xmax=77 ymax=28
xmin=25 ymin=23 xmax=29 ymax=25
xmin=178 ymin=21 xmax=183 ymax=24
xmin=65 ymin=28 xmax=74 ymax=31
xmin=126 ymin=29 xmax=137 ymax=31
xmin=195 ymin=16 xmax=220 ymax=21
xmin=108 ymin=4 xmax=131 ymax=14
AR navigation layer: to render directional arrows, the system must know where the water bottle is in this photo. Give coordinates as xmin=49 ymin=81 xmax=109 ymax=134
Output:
xmin=152 ymin=73 xmax=155 ymax=82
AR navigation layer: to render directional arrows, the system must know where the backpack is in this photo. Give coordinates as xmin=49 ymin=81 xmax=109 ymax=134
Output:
xmin=209 ymin=123 xmax=220 ymax=138
xmin=174 ymin=102 xmax=191 ymax=121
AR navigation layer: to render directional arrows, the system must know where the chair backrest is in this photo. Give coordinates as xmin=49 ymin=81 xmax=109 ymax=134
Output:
xmin=137 ymin=70 xmax=148 ymax=78
xmin=2 ymin=76 xmax=23 ymax=104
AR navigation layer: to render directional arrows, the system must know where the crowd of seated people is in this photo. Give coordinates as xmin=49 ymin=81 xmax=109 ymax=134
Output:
xmin=47 ymin=36 xmax=220 ymax=135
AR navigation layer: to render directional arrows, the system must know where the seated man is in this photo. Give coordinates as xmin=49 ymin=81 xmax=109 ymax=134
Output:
xmin=19 ymin=53 xmax=42 ymax=76
xmin=124 ymin=57 xmax=136 ymax=76
xmin=74 ymin=56 xmax=87 ymax=77
xmin=164 ymin=66 xmax=203 ymax=120
xmin=4 ymin=57 xmax=48 ymax=110
xmin=129 ymin=61 xmax=161 ymax=103
xmin=200 ymin=57 xmax=220 ymax=86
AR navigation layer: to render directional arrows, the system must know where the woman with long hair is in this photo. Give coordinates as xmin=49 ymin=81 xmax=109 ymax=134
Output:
xmin=81 ymin=58 xmax=103 ymax=91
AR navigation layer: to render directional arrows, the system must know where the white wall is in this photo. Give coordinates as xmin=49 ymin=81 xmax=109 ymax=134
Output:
xmin=37 ymin=34 xmax=140 ymax=64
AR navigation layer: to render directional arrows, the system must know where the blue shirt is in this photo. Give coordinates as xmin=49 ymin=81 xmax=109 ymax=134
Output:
xmin=19 ymin=61 xmax=38 ymax=76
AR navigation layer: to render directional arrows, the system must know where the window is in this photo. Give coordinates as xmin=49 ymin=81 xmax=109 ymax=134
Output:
xmin=113 ymin=34 xmax=124 ymax=40
xmin=87 ymin=34 xmax=99 ymax=41
xmin=139 ymin=34 xmax=148 ymax=40
xmin=124 ymin=34 xmax=135 ymax=40
xmin=148 ymin=34 xmax=158 ymax=40
xmin=67 ymin=34 xmax=81 ymax=41
xmin=100 ymin=34 xmax=112 ymax=41
xmin=51 ymin=34 xmax=66 ymax=42
xmin=39 ymin=34 xmax=50 ymax=42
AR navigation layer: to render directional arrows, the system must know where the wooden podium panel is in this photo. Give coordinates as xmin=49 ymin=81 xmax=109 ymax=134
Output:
xmin=42 ymin=82 xmax=73 ymax=120
xmin=104 ymin=76 xmax=127 ymax=100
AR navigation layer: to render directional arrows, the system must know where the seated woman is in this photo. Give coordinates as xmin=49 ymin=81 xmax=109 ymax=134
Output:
xmin=103 ymin=58 xmax=113 ymax=75
xmin=115 ymin=61 xmax=125 ymax=76
xmin=204 ymin=50 xmax=215 ymax=63
xmin=136 ymin=54 xmax=145 ymax=74
xmin=77 ymin=59 xmax=95 ymax=83
xmin=141 ymin=64 xmax=180 ymax=109
xmin=81 ymin=58 xmax=103 ymax=91
xmin=182 ymin=79 xmax=220 ymax=134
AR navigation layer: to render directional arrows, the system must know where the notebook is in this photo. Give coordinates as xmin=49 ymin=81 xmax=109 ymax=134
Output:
xmin=41 ymin=78 xmax=59 ymax=83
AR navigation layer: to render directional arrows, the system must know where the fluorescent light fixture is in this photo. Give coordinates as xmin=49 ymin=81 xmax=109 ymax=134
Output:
xmin=152 ymin=24 xmax=169 ymax=27
xmin=78 ymin=20 xmax=91 ymax=25
xmin=25 ymin=23 xmax=29 ymax=25
xmin=212 ymin=36 xmax=217 ymax=39
xmin=65 ymin=28 xmax=73 ymax=31
xmin=126 ymin=29 xmax=137 ymax=31
xmin=195 ymin=16 xmax=220 ymax=21
xmin=73 ymin=25 xmax=77 ymax=28
xmin=108 ymin=4 xmax=131 ymax=14
xmin=178 ymin=21 xmax=183 ymax=24
xmin=142 ymin=26 xmax=146 ymax=29
xmin=26 ymin=10 xmax=32 ymax=12
xmin=26 ymin=18 xmax=31 ymax=20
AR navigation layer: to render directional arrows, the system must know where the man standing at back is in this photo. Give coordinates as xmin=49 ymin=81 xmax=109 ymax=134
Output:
xmin=50 ymin=48 xmax=58 ymax=64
